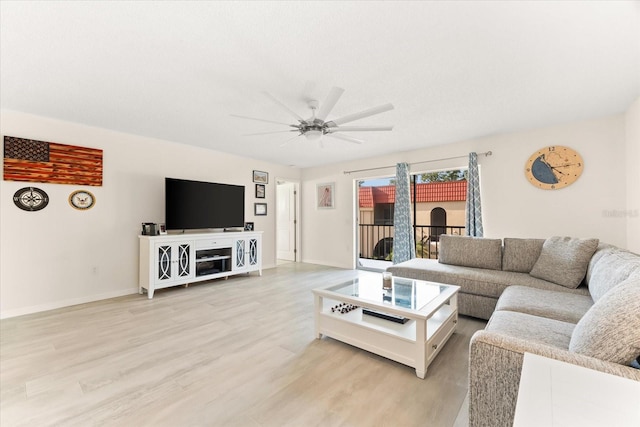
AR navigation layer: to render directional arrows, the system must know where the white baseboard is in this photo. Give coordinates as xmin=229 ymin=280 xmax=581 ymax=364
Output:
xmin=0 ymin=288 xmax=139 ymax=319
xmin=301 ymin=259 xmax=353 ymax=269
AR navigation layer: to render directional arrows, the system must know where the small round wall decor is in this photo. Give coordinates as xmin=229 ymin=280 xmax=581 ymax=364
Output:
xmin=69 ymin=190 xmax=96 ymax=210
xmin=13 ymin=187 xmax=50 ymax=211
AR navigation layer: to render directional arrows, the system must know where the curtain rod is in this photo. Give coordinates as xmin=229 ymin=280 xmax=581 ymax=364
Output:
xmin=343 ymin=151 xmax=492 ymax=175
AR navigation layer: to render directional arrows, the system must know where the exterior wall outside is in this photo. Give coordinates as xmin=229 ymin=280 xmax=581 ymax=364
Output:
xmin=357 ymin=201 xmax=465 ymax=259
xmin=415 ymin=201 xmax=465 ymax=227
xmin=358 ymin=202 xmax=465 ymax=228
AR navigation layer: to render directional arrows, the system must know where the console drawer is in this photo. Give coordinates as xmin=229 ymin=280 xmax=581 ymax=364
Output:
xmin=195 ymin=238 xmax=232 ymax=248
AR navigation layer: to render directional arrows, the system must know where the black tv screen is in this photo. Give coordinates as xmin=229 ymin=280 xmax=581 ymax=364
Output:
xmin=165 ymin=178 xmax=245 ymax=230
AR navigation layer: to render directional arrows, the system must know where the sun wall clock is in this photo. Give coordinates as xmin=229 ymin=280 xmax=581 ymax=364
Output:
xmin=13 ymin=187 xmax=49 ymax=211
xmin=69 ymin=190 xmax=96 ymax=210
xmin=525 ymin=146 xmax=584 ymax=190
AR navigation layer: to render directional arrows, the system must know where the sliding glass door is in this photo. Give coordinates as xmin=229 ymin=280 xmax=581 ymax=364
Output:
xmin=356 ymin=169 xmax=467 ymax=271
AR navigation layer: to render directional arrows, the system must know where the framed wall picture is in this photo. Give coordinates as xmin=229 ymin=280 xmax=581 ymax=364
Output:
xmin=255 ymin=184 xmax=265 ymax=199
xmin=253 ymin=170 xmax=268 ymax=184
xmin=254 ymin=203 xmax=267 ymax=216
xmin=317 ymin=183 xmax=335 ymax=209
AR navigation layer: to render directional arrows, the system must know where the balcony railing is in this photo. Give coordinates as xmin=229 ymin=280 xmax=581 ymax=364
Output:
xmin=358 ymin=224 xmax=465 ymax=260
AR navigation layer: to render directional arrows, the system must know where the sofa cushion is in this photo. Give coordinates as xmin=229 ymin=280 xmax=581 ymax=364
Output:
xmin=438 ymin=235 xmax=502 ymax=271
xmin=585 ymin=243 xmax=617 ymax=284
xmin=502 ymin=238 xmax=545 ymax=273
xmin=569 ymin=276 xmax=640 ymax=365
xmin=387 ymin=258 xmax=590 ymax=300
xmin=529 ymin=236 xmax=599 ymax=289
xmin=486 ymin=310 xmax=575 ymax=349
xmin=588 ymin=249 xmax=640 ymax=302
xmin=495 ymin=285 xmax=593 ymax=324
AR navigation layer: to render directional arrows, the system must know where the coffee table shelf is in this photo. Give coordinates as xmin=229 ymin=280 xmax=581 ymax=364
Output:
xmin=313 ymin=276 xmax=459 ymax=378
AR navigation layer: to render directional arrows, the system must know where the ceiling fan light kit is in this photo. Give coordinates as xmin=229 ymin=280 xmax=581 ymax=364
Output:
xmin=234 ymin=86 xmax=394 ymax=145
xmin=304 ymin=130 xmax=323 ymax=141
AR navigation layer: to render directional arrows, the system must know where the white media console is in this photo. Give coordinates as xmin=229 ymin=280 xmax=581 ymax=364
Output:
xmin=138 ymin=231 xmax=262 ymax=298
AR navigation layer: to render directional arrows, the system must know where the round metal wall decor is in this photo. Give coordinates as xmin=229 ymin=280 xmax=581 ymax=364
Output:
xmin=69 ymin=190 xmax=96 ymax=210
xmin=13 ymin=187 xmax=50 ymax=211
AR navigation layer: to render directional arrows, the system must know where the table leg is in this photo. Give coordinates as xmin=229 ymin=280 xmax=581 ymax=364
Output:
xmin=416 ymin=319 xmax=428 ymax=379
xmin=314 ymin=294 xmax=323 ymax=339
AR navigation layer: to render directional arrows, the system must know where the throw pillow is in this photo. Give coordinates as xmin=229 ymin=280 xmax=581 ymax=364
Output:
xmin=569 ymin=276 xmax=640 ymax=365
xmin=529 ymin=236 xmax=599 ymax=288
xmin=502 ymin=238 xmax=545 ymax=273
xmin=588 ymin=250 xmax=640 ymax=302
xmin=438 ymin=235 xmax=502 ymax=270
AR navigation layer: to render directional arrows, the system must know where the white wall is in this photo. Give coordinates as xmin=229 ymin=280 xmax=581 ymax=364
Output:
xmin=301 ymin=114 xmax=630 ymax=269
xmin=625 ymin=97 xmax=640 ymax=254
xmin=0 ymin=110 xmax=300 ymax=318
xmin=3 ymin=106 xmax=637 ymax=317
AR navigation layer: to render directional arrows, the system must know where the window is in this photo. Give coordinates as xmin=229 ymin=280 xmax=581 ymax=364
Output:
xmin=374 ymin=203 xmax=394 ymax=225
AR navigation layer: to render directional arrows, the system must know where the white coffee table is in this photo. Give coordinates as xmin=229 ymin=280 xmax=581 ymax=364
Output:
xmin=313 ymin=275 xmax=459 ymax=378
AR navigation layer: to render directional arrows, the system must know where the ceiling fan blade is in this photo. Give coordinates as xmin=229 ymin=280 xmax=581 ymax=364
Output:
xmin=325 ymin=133 xmax=364 ymax=144
xmin=327 ymin=125 xmax=393 ymax=132
xmin=315 ymin=86 xmax=344 ymax=122
xmin=327 ymin=103 xmax=394 ymax=126
xmin=230 ymin=114 xmax=293 ymax=127
xmin=279 ymin=134 xmax=303 ymax=147
xmin=243 ymin=130 xmax=299 ymax=136
xmin=263 ymin=92 xmax=305 ymax=122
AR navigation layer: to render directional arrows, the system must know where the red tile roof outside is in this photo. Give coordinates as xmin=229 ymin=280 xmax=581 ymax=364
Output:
xmin=359 ymin=181 xmax=467 ymax=207
xmin=359 ymin=186 xmax=374 ymax=208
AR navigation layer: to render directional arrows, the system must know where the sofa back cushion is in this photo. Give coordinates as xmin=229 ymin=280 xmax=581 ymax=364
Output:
xmin=569 ymin=275 xmax=640 ymax=365
xmin=529 ymin=236 xmax=599 ymax=289
xmin=502 ymin=238 xmax=545 ymax=273
xmin=588 ymin=248 xmax=640 ymax=302
xmin=585 ymin=243 xmax=617 ymax=284
xmin=438 ymin=235 xmax=502 ymax=270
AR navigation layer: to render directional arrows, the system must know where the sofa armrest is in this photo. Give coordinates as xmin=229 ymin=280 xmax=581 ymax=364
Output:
xmin=468 ymin=330 xmax=640 ymax=427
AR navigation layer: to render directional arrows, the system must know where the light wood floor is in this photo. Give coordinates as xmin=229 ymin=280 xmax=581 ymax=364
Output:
xmin=1 ymin=263 xmax=486 ymax=427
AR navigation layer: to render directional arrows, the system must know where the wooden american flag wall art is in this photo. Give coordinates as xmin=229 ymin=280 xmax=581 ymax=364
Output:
xmin=3 ymin=136 xmax=103 ymax=186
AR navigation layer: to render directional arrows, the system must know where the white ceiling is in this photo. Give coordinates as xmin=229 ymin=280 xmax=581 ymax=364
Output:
xmin=1 ymin=1 xmax=639 ymax=168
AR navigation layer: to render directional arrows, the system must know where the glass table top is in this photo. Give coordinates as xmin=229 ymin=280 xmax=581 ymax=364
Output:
xmin=327 ymin=276 xmax=447 ymax=312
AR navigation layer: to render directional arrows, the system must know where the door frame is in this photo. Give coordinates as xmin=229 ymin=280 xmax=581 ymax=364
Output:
xmin=275 ymin=178 xmax=301 ymax=262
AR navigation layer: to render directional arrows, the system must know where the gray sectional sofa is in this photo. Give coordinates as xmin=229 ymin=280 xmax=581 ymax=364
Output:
xmin=387 ymin=235 xmax=640 ymax=427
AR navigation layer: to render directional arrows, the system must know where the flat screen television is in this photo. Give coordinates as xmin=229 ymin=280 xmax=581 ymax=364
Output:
xmin=165 ymin=178 xmax=245 ymax=231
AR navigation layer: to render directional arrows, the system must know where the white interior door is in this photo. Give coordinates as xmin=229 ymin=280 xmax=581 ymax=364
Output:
xmin=276 ymin=181 xmax=296 ymax=261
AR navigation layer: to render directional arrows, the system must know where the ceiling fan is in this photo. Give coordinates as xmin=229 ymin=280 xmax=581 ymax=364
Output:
xmin=231 ymin=87 xmax=394 ymax=146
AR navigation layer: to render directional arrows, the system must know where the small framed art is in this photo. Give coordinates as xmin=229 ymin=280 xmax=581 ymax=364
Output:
xmin=255 ymin=184 xmax=265 ymax=198
xmin=244 ymin=222 xmax=254 ymax=231
xmin=254 ymin=203 xmax=267 ymax=216
xmin=253 ymin=170 xmax=268 ymax=184
xmin=317 ymin=182 xmax=335 ymax=209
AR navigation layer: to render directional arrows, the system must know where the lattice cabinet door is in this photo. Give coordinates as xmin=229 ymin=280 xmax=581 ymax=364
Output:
xmin=156 ymin=244 xmax=173 ymax=283
xmin=248 ymin=238 xmax=259 ymax=267
xmin=234 ymin=238 xmax=246 ymax=270
xmin=176 ymin=243 xmax=192 ymax=278
xmin=154 ymin=242 xmax=194 ymax=284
